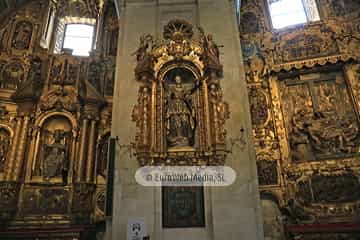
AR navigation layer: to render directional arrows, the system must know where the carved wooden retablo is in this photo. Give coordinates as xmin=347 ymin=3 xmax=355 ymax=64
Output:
xmin=132 ymin=20 xmax=230 ymax=166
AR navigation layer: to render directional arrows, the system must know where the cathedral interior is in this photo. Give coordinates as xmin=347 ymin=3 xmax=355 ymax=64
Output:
xmin=0 ymin=0 xmax=359 ymax=239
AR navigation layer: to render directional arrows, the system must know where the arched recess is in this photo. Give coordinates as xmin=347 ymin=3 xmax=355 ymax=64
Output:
xmin=0 ymin=125 xmax=12 ymax=174
xmin=155 ymin=60 xmax=205 ymax=151
xmin=26 ymin=111 xmax=78 ymax=184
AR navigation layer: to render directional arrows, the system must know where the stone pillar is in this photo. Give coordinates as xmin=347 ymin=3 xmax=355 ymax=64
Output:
xmin=197 ymin=1 xmax=264 ymax=239
xmin=109 ymin=1 xmax=263 ymax=240
xmin=77 ymin=117 xmax=89 ymax=182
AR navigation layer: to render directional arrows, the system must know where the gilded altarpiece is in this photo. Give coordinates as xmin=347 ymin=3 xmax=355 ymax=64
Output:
xmin=132 ymin=20 xmax=229 ymax=166
xmin=0 ymin=0 xmax=117 ymax=238
xmin=131 ymin=20 xmax=229 ymax=227
xmin=240 ymin=0 xmax=360 ymax=239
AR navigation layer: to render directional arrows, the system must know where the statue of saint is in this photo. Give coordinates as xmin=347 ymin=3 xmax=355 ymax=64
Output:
xmin=43 ymin=130 xmax=67 ymax=179
xmin=165 ymin=75 xmax=196 ymax=147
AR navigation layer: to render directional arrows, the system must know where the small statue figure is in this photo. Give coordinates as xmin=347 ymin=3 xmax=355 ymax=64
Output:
xmin=88 ymin=61 xmax=102 ymax=91
xmin=27 ymin=57 xmax=42 ymax=85
xmin=43 ymin=130 xmax=67 ymax=180
xmin=165 ymin=75 xmax=196 ymax=147
xmin=198 ymin=27 xmax=222 ymax=72
xmin=206 ymin=34 xmax=220 ymax=59
xmin=133 ymin=34 xmax=153 ymax=62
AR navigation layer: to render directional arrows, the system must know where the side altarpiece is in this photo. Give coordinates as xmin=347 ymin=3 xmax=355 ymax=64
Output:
xmin=132 ymin=20 xmax=230 ymax=166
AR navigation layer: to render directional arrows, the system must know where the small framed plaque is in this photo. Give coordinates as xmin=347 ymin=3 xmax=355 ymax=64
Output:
xmin=162 ymin=186 xmax=205 ymax=228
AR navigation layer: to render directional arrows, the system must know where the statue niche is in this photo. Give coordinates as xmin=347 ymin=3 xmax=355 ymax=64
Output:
xmin=132 ymin=19 xmax=229 ymax=166
xmin=11 ymin=20 xmax=33 ymax=50
xmin=34 ymin=115 xmax=72 ymax=183
xmin=43 ymin=130 xmax=67 ymax=179
xmin=164 ymin=69 xmax=197 ymax=148
xmin=0 ymin=129 xmax=10 ymax=172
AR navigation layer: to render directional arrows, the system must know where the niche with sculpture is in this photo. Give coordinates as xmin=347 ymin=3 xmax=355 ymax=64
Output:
xmin=163 ymin=68 xmax=197 ymax=149
xmin=1 ymin=61 xmax=25 ymax=89
xmin=11 ymin=20 xmax=33 ymax=50
xmin=32 ymin=115 xmax=74 ymax=184
xmin=132 ymin=19 xmax=230 ymax=166
xmin=0 ymin=128 xmax=10 ymax=172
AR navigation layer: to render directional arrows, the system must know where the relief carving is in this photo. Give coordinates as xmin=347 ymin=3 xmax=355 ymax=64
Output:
xmin=22 ymin=188 xmax=68 ymax=215
xmin=297 ymin=173 xmax=360 ymax=204
xmin=57 ymin=0 xmax=104 ymax=18
xmin=72 ymin=183 xmax=96 ymax=222
xmin=39 ymin=86 xmax=79 ymax=112
xmin=257 ymin=160 xmax=278 ymax=185
xmin=280 ymin=71 xmax=360 ymax=162
xmin=249 ymin=87 xmax=268 ymax=126
xmin=0 ymin=182 xmax=20 ymax=220
xmin=281 ymin=34 xmax=338 ymax=63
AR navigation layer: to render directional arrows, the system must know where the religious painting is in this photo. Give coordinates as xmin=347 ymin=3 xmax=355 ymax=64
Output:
xmin=162 ymin=186 xmax=205 ymax=228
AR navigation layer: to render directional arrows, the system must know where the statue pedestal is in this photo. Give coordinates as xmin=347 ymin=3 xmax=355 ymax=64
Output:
xmin=109 ymin=1 xmax=264 ymax=240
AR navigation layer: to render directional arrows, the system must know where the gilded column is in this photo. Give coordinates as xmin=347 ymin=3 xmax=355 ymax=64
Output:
xmin=85 ymin=119 xmax=97 ymax=182
xmin=11 ymin=115 xmax=30 ymax=181
xmin=5 ymin=117 xmax=22 ymax=181
xmin=77 ymin=117 xmax=89 ymax=182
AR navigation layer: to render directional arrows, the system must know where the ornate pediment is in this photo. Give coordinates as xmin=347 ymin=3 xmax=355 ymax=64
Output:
xmin=133 ymin=20 xmax=223 ymax=83
xmin=132 ymin=20 xmax=229 ymax=166
xmin=39 ymin=86 xmax=79 ymax=112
